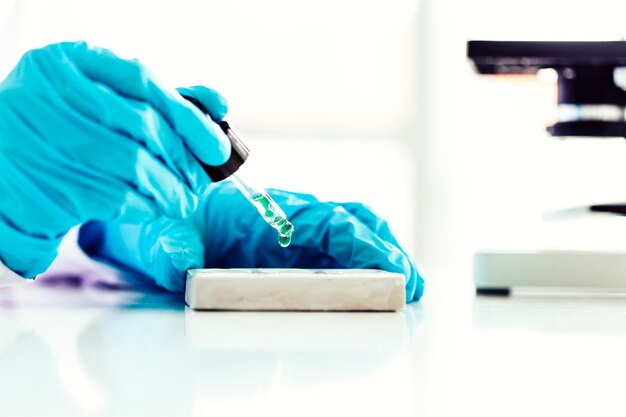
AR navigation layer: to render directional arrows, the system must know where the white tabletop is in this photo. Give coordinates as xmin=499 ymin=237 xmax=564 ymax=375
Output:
xmin=1 ymin=272 xmax=626 ymax=417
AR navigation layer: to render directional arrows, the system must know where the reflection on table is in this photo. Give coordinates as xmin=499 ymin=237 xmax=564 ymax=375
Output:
xmin=0 ymin=273 xmax=423 ymax=417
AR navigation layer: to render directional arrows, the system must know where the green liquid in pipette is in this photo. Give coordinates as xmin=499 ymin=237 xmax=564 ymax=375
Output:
xmin=249 ymin=193 xmax=294 ymax=247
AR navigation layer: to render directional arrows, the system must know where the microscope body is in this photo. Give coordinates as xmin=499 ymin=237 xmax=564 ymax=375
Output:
xmin=468 ymin=41 xmax=626 ymax=294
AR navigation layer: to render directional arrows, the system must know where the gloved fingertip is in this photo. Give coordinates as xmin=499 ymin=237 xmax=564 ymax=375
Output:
xmin=388 ymin=253 xmax=423 ymax=303
xmin=161 ymin=253 xmax=197 ymax=293
xmin=177 ymin=86 xmax=229 ymax=121
xmin=176 ymin=86 xmax=231 ymax=166
xmin=192 ymin=124 xmax=231 ymax=166
xmin=214 ymin=126 xmax=232 ymax=164
xmin=408 ymin=274 xmax=425 ymax=302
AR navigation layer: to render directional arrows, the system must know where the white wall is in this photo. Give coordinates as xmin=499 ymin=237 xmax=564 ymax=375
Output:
xmin=1 ymin=0 xmax=419 ymax=135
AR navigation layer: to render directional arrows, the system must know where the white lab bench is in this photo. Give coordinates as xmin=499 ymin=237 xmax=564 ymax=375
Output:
xmin=1 ymin=271 xmax=626 ymax=417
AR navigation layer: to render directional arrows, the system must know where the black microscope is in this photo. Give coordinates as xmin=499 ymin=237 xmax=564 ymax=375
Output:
xmin=468 ymin=41 xmax=626 ymax=295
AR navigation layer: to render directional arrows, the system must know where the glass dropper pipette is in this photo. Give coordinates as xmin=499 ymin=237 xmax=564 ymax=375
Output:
xmin=182 ymin=95 xmax=294 ymax=247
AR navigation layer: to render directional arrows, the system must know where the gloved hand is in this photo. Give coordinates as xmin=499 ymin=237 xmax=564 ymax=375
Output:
xmin=0 ymin=42 xmax=230 ymax=277
xmin=79 ymin=179 xmax=424 ymax=302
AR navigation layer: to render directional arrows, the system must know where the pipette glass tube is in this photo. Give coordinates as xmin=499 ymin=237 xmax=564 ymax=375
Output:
xmin=228 ymin=173 xmax=294 ymax=247
xmin=179 ymin=95 xmax=294 ymax=247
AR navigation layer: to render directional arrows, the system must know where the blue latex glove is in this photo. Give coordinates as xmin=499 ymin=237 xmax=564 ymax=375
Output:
xmin=79 ymin=183 xmax=424 ymax=302
xmin=0 ymin=42 xmax=230 ymax=277
xmin=78 ymin=86 xmax=424 ymax=302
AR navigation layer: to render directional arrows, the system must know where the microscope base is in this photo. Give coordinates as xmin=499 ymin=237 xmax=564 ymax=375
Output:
xmin=474 ymin=250 xmax=626 ymax=294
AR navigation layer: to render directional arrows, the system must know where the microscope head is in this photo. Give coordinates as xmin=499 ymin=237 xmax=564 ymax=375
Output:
xmin=468 ymin=41 xmax=626 ymax=138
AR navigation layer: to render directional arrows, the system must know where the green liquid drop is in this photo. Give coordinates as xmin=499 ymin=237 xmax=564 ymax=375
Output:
xmin=278 ymin=234 xmax=292 ymax=248
xmin=249 ymin=193 xmax=294 ymax=247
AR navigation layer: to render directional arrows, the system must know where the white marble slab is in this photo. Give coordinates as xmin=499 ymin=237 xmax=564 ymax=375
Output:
xmin=185 ymin=269 xmax=405 ymax=311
